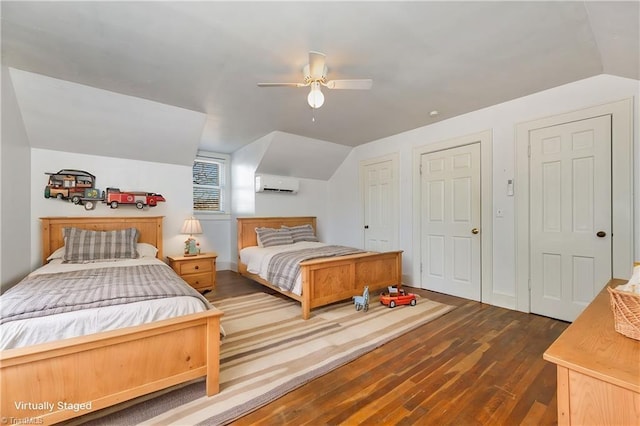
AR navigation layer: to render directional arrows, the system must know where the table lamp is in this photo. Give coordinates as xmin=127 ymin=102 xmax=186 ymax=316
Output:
xmin=181 ymin=216 xmax=202 ymax=256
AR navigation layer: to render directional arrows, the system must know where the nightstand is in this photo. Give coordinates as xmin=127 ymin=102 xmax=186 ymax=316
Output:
xmin=167 ymin=252 xmax=217 ymax=293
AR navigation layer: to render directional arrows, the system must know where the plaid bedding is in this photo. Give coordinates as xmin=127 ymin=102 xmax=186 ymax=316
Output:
xmin=0 ymin=264 xmax=210 ymax=325
xmin=267 ymin=245 xmax=365 ymax=292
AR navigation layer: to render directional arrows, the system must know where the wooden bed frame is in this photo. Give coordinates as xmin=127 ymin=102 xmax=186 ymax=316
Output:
xmin=0 ymin=216 xmax=223 ymax=425
xmin=237 ymin=217 xmax=403 ymax=319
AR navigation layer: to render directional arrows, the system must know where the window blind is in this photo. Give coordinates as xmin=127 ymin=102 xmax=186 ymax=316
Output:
xmin=193 ymin=158 xmax=225 ymax=213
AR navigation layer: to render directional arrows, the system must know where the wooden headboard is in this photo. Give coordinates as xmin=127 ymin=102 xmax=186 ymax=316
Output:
xmin=40 ymin=216 xmax=164 ymax=265
xmin=237 ymin=216 xmax=317 ymax=253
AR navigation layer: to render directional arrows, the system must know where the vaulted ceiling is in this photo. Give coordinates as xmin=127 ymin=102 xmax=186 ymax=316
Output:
xmin=2 ymin=1 xmax=638 ymax=165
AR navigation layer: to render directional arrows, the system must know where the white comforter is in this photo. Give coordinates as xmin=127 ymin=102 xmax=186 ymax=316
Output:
xmin=0 ymin=258 xmax=208 ymax=350
xmin=240 ymin=241 xmax=328 ymax=295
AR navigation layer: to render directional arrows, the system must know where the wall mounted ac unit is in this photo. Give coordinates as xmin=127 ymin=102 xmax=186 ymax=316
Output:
xmin=255 ymin=174 xmax=299 ymax=194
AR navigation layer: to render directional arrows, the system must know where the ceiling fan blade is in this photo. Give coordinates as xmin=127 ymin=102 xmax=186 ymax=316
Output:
xmin=325 ymin=79 xmax=373 ymax=90
xmin=257 ymin=82 xmax=307 ymax=88
xmin=308 ymin=51 xmax=326 ymax=79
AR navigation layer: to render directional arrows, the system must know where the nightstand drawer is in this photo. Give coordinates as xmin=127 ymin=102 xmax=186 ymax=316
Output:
xmin=178 ymin=259 xmax=213 ymax=275
xmin=166 ymin=253 xmax=217 ymax=293
xmin=181 ymin=272 xmax=213 ymax=289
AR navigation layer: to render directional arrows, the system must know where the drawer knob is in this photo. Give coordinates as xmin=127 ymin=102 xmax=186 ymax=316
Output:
xmin=195 ymin=265 xmax=199 ymax=270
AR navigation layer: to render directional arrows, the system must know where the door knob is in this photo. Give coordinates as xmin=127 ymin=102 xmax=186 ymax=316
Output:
xmin=471 ymin=228 xmax=479 ymax=234
xmin=596 ymin=231 xmax=607 ymax=238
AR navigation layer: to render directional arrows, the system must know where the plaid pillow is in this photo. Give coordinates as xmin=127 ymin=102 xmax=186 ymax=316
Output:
xmin=63 ymin=227 xmax=139 ymax=263
xmin=282 ymin=224 xmax=318 ymax=243
xmin=255 ymin=227 xmax=294 ymax=247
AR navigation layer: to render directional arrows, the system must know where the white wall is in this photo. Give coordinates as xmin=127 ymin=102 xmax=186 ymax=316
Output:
xmin=230 ymin=135 xmax=330 ymax=269
xmin=327 ymin=74 xmax=639 ymax=310
xmin=29 ymin=149 xmax=233 ymax=270
xmin=255 ymin=178 xmax=329 ymax=238
xmin=230 ymin=134 xmax=271 ymax=217
xmin=256 ymin=131 xmax=352 ymax=180
xmin=230 ymin=134 xmax=270 ymax=269
xmin=199 ymin=218 xmax=232 ymax=270
xmin=1 ymin=66 xmax=32 ymax=293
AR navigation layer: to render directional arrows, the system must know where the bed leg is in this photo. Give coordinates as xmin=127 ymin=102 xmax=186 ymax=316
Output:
xmin=205 ymin=315 xmax=221 ymax=396
xmin=302 ymin=299 xmax=311 ymax=320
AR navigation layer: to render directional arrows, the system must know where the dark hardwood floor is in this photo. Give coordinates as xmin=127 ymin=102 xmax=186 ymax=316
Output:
xmin=209 ymin=270 xmax=568 ymax=426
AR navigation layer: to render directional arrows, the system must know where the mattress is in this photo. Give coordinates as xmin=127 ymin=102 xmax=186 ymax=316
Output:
xmin=240 ymin=241 xmax=328 ymax=295
xmin=0 ymin=258 xmax=210 ymax=350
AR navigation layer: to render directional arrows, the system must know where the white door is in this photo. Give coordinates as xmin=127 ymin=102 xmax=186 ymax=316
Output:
xmin=529 ymin=115 xmax=611 ymax=322
xmin=362 ymin=158 xmax=397 ymax=251
xmin=420 ymin=143 xmax=481 ymax=301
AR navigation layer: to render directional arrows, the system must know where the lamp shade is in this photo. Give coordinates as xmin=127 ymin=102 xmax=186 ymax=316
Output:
xmin=180 ymin=217 xmax=202 ymax=235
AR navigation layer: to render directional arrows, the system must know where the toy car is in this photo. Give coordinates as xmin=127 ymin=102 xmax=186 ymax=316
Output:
xmin=380 ymin=286 xmax=417 ymax=308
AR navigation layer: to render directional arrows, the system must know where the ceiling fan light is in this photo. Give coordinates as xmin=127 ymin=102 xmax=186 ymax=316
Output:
xmin=307 ymin=82 xmax=324 ymax=109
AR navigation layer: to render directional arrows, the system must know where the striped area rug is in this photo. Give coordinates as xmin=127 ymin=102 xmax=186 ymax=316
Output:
xmin=84 ymin=292 xmax=454 ymax=425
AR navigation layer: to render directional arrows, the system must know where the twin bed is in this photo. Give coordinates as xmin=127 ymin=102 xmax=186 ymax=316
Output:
xmin=0 ymin=216 xmax=223 ymax=424
xmin=0 ymin=215 xmax=402 ymax=424
xmin=237 ymin=216 xmax=403 ymax=319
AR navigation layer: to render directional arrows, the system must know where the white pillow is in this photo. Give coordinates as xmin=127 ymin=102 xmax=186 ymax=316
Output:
xmin=46 ymin=246 xmax=66 ymax=261
xmin=137 ymin=243 xmax=159 ymax=258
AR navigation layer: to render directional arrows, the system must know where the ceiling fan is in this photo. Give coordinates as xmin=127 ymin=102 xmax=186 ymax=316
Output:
xmin=257 ymin=51 xmax=373 ymax=109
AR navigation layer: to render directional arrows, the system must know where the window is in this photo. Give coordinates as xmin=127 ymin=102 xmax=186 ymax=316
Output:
xmin=192 ymin=152 xmax=228 ymax=215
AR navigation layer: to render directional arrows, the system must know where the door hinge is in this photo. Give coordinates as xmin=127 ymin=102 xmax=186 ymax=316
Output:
xmin=419 ymin=164 xmax=422 ymax=175
xmin=528 ymin=278 xmax=531 ymax=291
xmin=527 ymin=144 xmax=531 ymax=157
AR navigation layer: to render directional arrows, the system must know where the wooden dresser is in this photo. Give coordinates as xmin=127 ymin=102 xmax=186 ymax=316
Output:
xmin=167 ymin=252 xmax=217 ymax=293
xmin=543 ymin=279 xmax=640 ymax=425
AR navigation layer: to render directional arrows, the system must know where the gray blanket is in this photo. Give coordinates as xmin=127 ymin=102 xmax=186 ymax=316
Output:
xmin=0 ymin=264 xmax=211 ymax=325
xmin=267 ymin=245 xmax=365 ymax=292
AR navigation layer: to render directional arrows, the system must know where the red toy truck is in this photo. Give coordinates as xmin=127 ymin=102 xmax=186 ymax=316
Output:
xmin=104 ymin=188 xmax=166 ymax=209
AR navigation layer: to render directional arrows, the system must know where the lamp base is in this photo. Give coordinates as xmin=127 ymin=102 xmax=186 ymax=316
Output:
xmin=184 ymin=237 xmax=199 ymax=256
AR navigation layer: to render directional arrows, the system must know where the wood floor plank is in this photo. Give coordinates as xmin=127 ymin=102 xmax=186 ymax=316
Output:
xmin=213 ymin=271 xmax=567 ymax=426
xmin=520 ymin=400 xmax=548 ymax=426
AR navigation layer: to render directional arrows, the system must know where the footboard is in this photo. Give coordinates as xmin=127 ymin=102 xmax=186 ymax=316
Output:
xmin=0 ymin=309 xmax=222 ymax=425
xmin=299 ymin=251 xmax=403 ymax=319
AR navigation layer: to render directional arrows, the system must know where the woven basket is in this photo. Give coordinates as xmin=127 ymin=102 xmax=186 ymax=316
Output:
xmin=607 ymin=286 xmax=640 ymax=341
